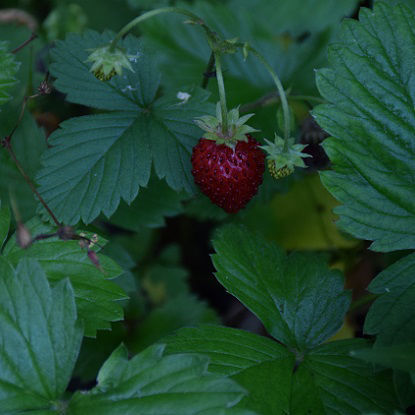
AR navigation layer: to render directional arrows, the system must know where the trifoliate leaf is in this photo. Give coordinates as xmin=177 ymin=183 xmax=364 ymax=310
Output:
xmin=313 ymin=1 xmax=415 ymax=252
xmin=2 ymin=217 xmax=126 ymax=337
xmin=291 ymin=339 xmax=402 ymax=414
xmin=165 ymin=325 xmax=294 ymax=415
xmin=40 ymin=31 xmax=213 ymax=224
xmin=0 ymin=41 xmax=19 ymax=107
xmin=0 ymin=257 xmax=82 ymax=414
xmin=212 ymin=224 xmax=350 ymax=351
xmin=166 ymin=327 xmax=399 ymax=414
xmin=364 ymin=253 xmax=415 ymax=346
xmin=67 ymin=343 xmax=254 ymax=415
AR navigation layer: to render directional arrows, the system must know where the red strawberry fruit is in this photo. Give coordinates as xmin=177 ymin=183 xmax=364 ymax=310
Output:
xmin=192 ymin=106 xmax=265 ymax=213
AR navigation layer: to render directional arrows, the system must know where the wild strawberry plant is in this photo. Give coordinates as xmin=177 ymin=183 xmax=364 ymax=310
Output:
xmin=0 ymin=0 xmax=414 ymax=414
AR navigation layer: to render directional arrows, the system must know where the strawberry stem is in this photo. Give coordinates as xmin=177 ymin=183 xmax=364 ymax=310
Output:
xmin=213 ymin=51 xmax=228 ymax=135
xmin=109 ymin=7 xmax=212 ymax=52
xmin=245 ymin=46 xmax=291 ymax=150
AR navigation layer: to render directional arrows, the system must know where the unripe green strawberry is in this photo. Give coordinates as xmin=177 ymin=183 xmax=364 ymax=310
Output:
xmin=261 ymin=134 xmax=311 ymax=180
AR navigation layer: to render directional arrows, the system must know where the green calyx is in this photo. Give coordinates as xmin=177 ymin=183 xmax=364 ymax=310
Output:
xmin=86 ymin=44 xmax=134 ymax=81
xmin=261 ymin=134 xmax=311 ymax=179
xmin=194 ymin=103 xmax=258 ymax=147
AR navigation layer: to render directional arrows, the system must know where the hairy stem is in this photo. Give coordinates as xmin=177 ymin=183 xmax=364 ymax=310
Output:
xmin=245 ymin=46 xmax=291 ymax=149
xmin=11 ymin=32 xmax=37 ymax=54
xmin=3 ymin=142 xmax=61 ymax=227
xmin=289 ymin=95 xmax=325 ymax=104
xmin=7 ymin=93 xmax=39 ymax=144
xmin=213 ymin=51 xmax=228 ymax=134
xmin=202 ymin=52 xmax=215 ymax=89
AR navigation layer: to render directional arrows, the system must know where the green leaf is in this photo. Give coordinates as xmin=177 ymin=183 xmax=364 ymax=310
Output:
xmin=364 ymin=253 xmax=415 ymax=346
xmin=129 ymin=295 xmax=219 ymax=353
xmin=351 ymin=343 xmax=415 ymax=374
xmin=230 ymin=0 xmax=358 ymax=35
xmin=50 ymin=31 xmax=145 ymax=111
xmin=109 ymin=176 xmax=185 ymax=230
xmin=2 ymin=217 xmax=126 ymax=337
xmin=0 ymin=112 xmax=47 ymax=220
xmin=165 ymin=325 xmax=294 ymax=415
xmin=39 ymin=31 xmax=212 ymax=224
xmin=67 ymin=343 xmax=254 ymax=415
xmin=0 ymin=257 xmax=82 ymax=414
xmin=313 ymin=1 xmax=415 ymax=252
xmin=73 ymin=322 xmax=127 ymax=383
xmin=212 ymin=224 xmax=350 ymax=351
xmin=0 ymin=41 xmax=19 ymax=107
xmin=100 ymin=241 xmax=138 ymax=294
xmin=141 ymin=0 xmax=357 ymax=97
xmin=165 ymin=327 xmax=399 ymax=414
xmin=291 ymin=339 xmax=402 ymax=414
xmin=0 ymin=201 xmax=10 ymax=249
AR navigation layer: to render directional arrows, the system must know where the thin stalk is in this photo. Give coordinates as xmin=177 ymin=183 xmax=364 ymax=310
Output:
xmin=213 ymin=51 xmax=228 ymax=134
xmin=289 ymin=95 xmax=325 ymax=104
xmin=6 ymin=93 xmax=39 ymax=144
xmin=202 ymin=52 xmax=215 ymax=89
xmin=109 ymin=7 xmax=210 ymax=51
xmin=11 ymin=32 xmax=37 ymax=54
xmin=4 ymin=143 xmax=61 ymax=227
xmin=246 ymin=46 xmax=291 ymax=149
xmin=349 ymin=293 xmax=378 ymax=312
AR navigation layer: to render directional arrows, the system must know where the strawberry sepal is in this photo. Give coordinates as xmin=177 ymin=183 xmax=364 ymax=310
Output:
xmin=194 ymin=103 xmax=258 ymax=148
xmin=86 ymin=44 xmax=135 ymax=81
xmin=261 ymin=134 xmax=311 ymax=179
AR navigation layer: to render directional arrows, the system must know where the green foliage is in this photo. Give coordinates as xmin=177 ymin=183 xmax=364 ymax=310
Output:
xmin=38 ymin=30 xmax=213 ymax=224
xmin=0 ymin=257 xmax=82 ymax=414
xmin=313 ymin=1 xmax=415 ymax=252
xmin=67 ymin=343 xmax=254 ymax=415
xmin=141 ymin=0 xmax=358 ymax=105
xmin=165 ymin=326 xmax=401 ymax=414
xmin=0 ymin=255 xmax=251 ymax=414
xmin=1 ymin=0 xmax=414 ymax=413
xmin=364 ymin=253 xmax=415 ymax=346
xmin=2 ymin=218 xmax=127 ymax=337
xmin=212 ymin=224 xmax=351 ymax=351
xmin=0 ymin=41 xmax=19 ymax=107
xmin=166 ymin=325 xmax=294 ymax=414
xmin=109 ymin=175 xmax=186 ymax=229
xmin=351 ymin=343 xmax=415 ymax=374
xmin=290 ymin=340 xmax=401 ymax=414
